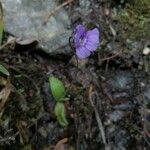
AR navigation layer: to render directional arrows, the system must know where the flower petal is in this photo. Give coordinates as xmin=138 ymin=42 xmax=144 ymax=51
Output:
xmin=73 ymin=24 xmax=86 ymax=48
xmin=85 ymin=28 xmax=99 ymax=51
xmin=76 ymin=46 xmax=90 ymax=59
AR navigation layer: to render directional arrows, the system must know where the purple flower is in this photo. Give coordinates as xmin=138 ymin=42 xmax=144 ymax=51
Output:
xmin=73 ymin=24 xmax=99 ymax=59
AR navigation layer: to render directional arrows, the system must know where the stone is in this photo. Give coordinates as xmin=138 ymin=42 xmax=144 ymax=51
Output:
xmin=144 ymin=85 xmax=150 ymax=103
xmin=108 ymin=71 xmax=133 ymax=92
xmin=143 ymin=47 xmax=150 ymax=55
xmin=108 ymin=110 xmax=125 ymax=122
xmin=79 ymin=0 xmax=90 ymax=12
xmin=1 ymin=0 xmax=71 ymax=54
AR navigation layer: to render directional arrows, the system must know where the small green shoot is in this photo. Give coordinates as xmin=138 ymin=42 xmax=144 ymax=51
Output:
xmin=54 ymin=102 xmax=68 ymax=127
xmin=49 ymin=76 xmax=69 ymax=126
xmin=49 ymin=76 xmax=66 ymax=102
xmin=0 ymin=64 xmax=10 ymax=76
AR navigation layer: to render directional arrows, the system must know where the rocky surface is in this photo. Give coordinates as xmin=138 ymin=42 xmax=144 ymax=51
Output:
xmin=1 ymin=0 xmax=71 ymax=54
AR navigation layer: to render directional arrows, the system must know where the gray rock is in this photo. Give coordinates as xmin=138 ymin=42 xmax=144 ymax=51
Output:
xmin=79 ymin=0 xmax=90 ymax=12
xmin=113 ymin=102 xmax=133 ymax=111
xmin=106 ymin=127 xmax=130 ymax=150
xmin=108 ymin=71 xmax=133 ymax=92
xmin=1 ymin=0 xmax=71 ymax=54
xmin=144 ymin=84 xmax=150 ymax=103
xmin=114 ymin=129 xmax=130 ymax=150
xmin=108 ymin=110 xmax=125 ymax=122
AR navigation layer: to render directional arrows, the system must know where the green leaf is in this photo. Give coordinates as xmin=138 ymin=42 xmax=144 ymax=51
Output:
xmin=0 ymin=2 xmax=4 ymax=45
xmin=54 ymin=102 xmax=68 ymax=127
xmin=49 ymin=76 xmax=66 ymax=101
xmin=0 ymin=64 xmax=10 ymax=76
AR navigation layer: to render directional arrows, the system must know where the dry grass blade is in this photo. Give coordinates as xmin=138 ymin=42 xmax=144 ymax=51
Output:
xmin=100 ymin=50 xmax=122 ymax=61
xmin=88 ymin=85 xmax=107 ymax=146
xmin=0 ymin=37 xmax=16 ymax=50
xmin=54 ymin=138 xmax=68 ymax=150
xmin=0 ymin=84 xmax=11 ymax=110
xmin=16 ymin=121 xmax=28 ymax=144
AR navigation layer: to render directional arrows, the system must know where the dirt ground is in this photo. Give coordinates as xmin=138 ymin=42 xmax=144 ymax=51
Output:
xmin=0 ymin=0 xmax=150 ymax=150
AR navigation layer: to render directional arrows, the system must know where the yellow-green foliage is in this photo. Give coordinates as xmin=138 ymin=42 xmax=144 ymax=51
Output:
xmin=0 ymin=2 xmax=4 ymax=45
xmin=113 ymin=0 xmax=150 ymax=40
xmin=132 ymin=0 xmax=150 ymax=16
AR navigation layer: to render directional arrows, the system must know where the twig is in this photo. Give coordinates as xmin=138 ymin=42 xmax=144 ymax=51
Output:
xmin=43 ymin=0 xmax=74 ymax=25
xmin=100 ymin=82 xmax=113 ymax=102
xmin=0 ymin=38 xmax=16 ymax=50
xmin=105 ymin=59 xmax=109 ymax=73
xmin=69 ymin=37 xmax=79 ymax=68
xmin=14 ymin=112 xmax=47 ymax=138
xmin=7 ymin=65 xmax=40 ymax=95
xmin=100 ymin=50 xmax=122 ymax=61
xmin=88 ymin=84 xmax=107 ymax=146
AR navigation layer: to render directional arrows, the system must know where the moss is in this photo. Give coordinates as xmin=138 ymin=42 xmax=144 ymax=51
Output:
xmin=113 ymin=0 xmax=150 ymax=40
xmin=132 ymin=0 xmax=150 ymax=16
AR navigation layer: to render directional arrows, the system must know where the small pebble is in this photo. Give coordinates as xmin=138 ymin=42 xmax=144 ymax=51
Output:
xmin=143 ymin=47 xmax=150 ymax=55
